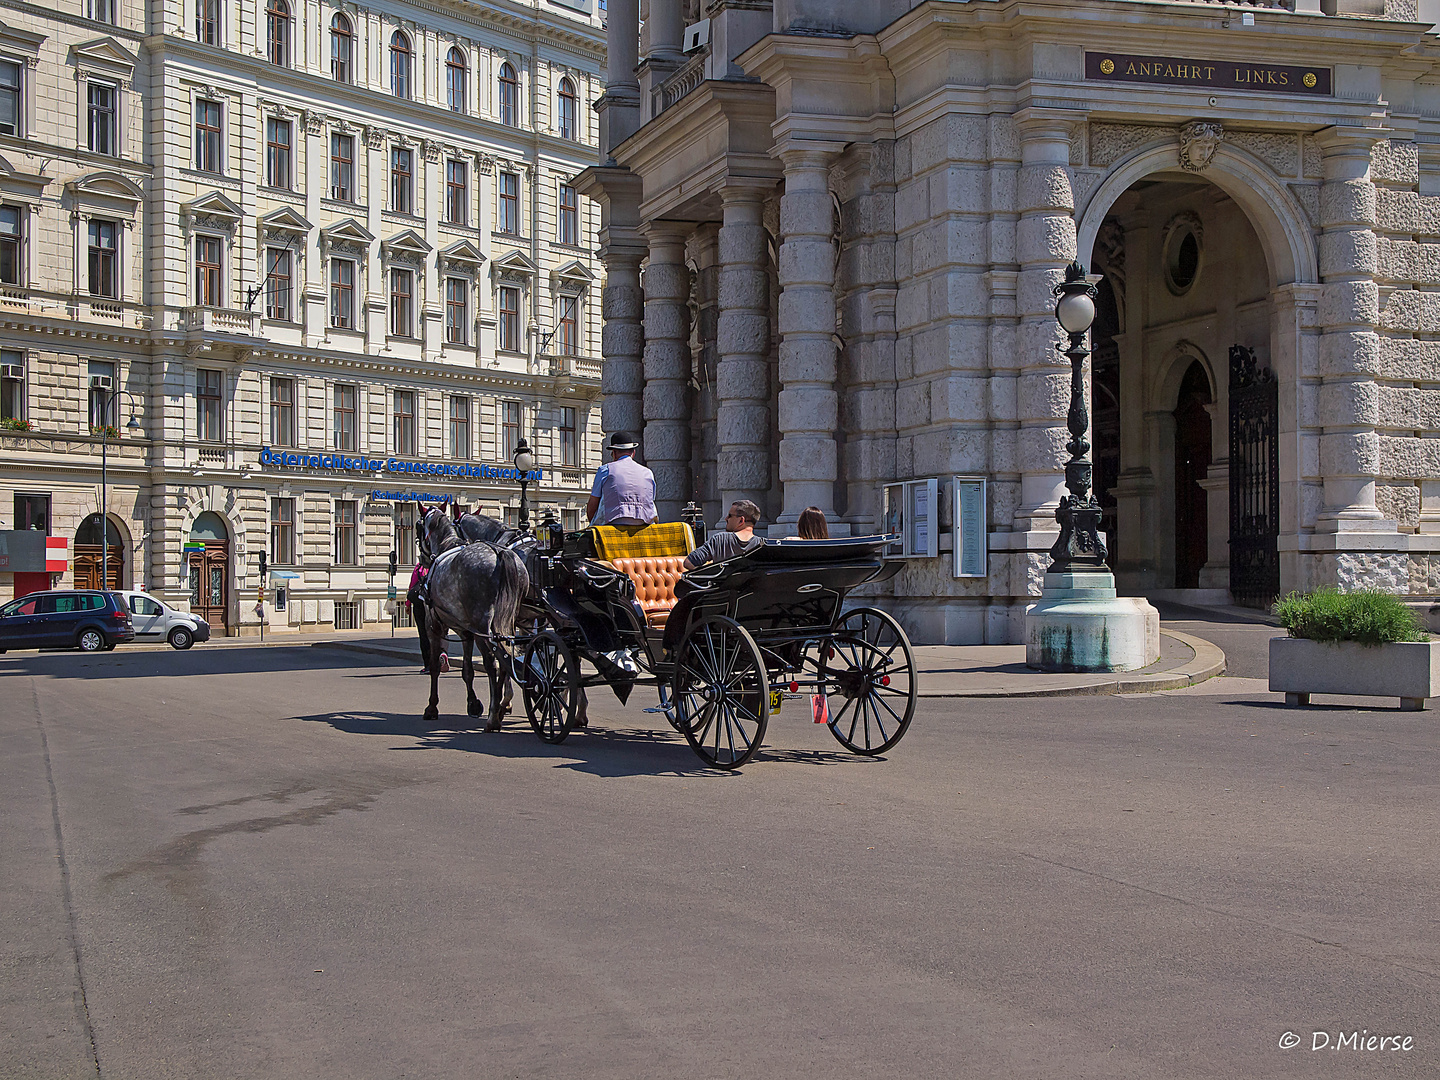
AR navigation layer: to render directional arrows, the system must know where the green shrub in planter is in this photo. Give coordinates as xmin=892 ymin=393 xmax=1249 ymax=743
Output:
xmin=1272 ymin=587 xmax=1427 ymax=646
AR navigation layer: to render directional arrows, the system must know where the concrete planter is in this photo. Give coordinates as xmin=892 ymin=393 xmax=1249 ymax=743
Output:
xmin=1269 ymin=637 xmax=1440 ymax=710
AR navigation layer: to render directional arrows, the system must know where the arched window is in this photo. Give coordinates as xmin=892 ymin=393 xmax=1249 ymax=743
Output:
xmin=330 ymin=13 xmax=353 ymax=83
xmin=557 ymin=77 xmax=577 ymax=141
xmin=446 ymin=47 xmax=467 ymax=113
xmin=266 ymin=0 xmax=291 ymax=66
xmin=498 ymin=62 xmax=518 ymax=127
xmin=390 ymin=30 xmax=412 ymax=99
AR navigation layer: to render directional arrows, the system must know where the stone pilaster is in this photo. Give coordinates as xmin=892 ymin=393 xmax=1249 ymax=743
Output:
xmin=716 ymin=181 xmax=774 ymax=521
xmin=1012 ymin=115 xmax=1077 ymax=534
xmin=642 ymin=220 xmax=693 ymax=519
xmin=691 ymin=223 xmax=721 ymax=523
xmin=1314 ymin=127 xmax=1387 ymax=530
xmin=776 ymin=142 xmax=846 ymax=526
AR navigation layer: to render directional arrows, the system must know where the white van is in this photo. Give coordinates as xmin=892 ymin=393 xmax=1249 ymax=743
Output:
xmin=118 ymin=591 xmax=212 ymax=649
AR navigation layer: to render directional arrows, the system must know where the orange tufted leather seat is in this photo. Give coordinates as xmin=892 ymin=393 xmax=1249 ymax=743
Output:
xmin=611 ymin=555 xmax=688 ymax=627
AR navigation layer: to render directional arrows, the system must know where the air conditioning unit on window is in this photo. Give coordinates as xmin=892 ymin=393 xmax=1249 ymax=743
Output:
xmin=90 ymin=374 xmax=113 ymax=390
xmin=0 ymin=364 xmax=22 ymax=380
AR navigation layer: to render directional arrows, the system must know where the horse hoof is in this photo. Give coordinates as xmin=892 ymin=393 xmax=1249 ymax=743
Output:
xmin=467 ymin=702 xmax=483 ymax=717
xmin=423 ymin=707 xmax=439 ymax=722
xmin=484 ymin=722 xmax=502 ymax=733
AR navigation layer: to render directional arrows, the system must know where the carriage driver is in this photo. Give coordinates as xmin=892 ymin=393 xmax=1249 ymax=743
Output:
xmin=586 ymin=431 xmax=657 ymax=526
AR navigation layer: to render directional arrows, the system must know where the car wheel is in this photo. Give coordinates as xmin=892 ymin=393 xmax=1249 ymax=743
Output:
xmin=169 ymin=627 xmax=194 ymax=650
xmin=77 ymin=629 xmax=105 ymax=653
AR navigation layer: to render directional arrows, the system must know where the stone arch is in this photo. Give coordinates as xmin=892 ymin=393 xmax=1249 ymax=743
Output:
xmin=1154 ymin=339 xmax=1218 ymax=413
xmin=1076 ymin=142 xmax=1318 ymax=288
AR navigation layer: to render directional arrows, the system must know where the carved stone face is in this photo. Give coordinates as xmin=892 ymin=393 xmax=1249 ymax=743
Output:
xmin=1179 ymin=121 xmax=1223 ymax=173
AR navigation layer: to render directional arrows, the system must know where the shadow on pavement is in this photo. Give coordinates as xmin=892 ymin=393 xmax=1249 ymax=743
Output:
xmin=1224 ymin=699 xmax=1413 ymax=713
xmin=293 ymin=709 xmax=865 ymax=777
xmin=0 ymin=643 xmax=411 ymax=680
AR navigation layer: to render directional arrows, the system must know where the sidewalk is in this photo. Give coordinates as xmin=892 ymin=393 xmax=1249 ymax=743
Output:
xmin=315 ymin=626 xmax=1225 ymax=698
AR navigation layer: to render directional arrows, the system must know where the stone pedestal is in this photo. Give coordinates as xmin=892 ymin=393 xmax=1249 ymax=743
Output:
xmin=1025 ymin=568 xmax=1160 ymax=672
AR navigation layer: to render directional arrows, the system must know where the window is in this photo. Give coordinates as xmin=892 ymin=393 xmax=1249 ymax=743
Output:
xmin=448 ymin=395 xmax=470 ymax=459
xmin=394 ymin=503 xmax=417 ymax=565
xmin=330 ymin=133 xmax=354 ymax=201
xmin=498 ymin=62 xmax=518 ymax=126
xmin=88 ymin=0 xmax=115 ymax=23
xmin=265 ymin=117 xmax=292 ymax=189
xmin=333 ymin=383 xmax=356 ymax=450
xmin=197 ymin=368 xmax=223 ymax=441
xmin=87 ymin=219 xmax=117 ymax=298
xmin=390 ymin=146 xmax=413 ymax=214
xmin=335 ymin=500 xmax=357 ymax=564
xmin=445 ymin=159 xmax=467 ymax=225
xmin=0 ymin=60 xmax=19 ymax=137
xmin=501 ymin=400 xmax=520 ymax=459
xmin=330 ymin=13 xmax=353 ymax=82
xmin=447 ymin=47 xmax=467 ymax=112
xmin=556 ymin=294 xmax=578 ymax=355
xmin=389 ymin=267 xmax=413 ymax=337
xmin=266 ymin=0 xmax=291 ymax=65
xmin=498 ymin=285 xmax=520 ymax=352
xmin=557 ymin=184 xmax=578 ymax=246
xmin=15 ymin=492 xmax=48 ymax=532
xmin=0 ymin=204 xmax=23 ymax=286
xmin=390 ymin=31 xmax=412 ymax=99
xmin=194 ymin=235 xmax=222 ymax=307
xmin=498 ymin=172 xmax=518 ymax=234
xmin=0 ymin=350 xmax=21 ymax=422
xmin=194 ymin=99 xmax=222 ymax=172
xmin=445 ymin=277 xmax=468 ymax=344
xmin=558 ymin=77 xmax=577 ymax=140
xmin=264 ymin=247 xmax=292 ymax=321
xmin=88 ymin=81 xmax=117 ymax=156
xmin=88 ymin=360 xmax=115 ymax=429
xmin=392 ymin=389 xmax=415 ymax=455
xmin=195 ymin=0 xmax=220 ymax=44
xmin=330 ymin=258 xmax=354 ymax=328
xmin=269 ymin=377 xmax=294 ymax=446
xmin=559 ymin=406 xmax=577 ymax=467
xmin=271 ymin=498 xmax=295 ymax=563
xmin=562 ymin=507 xmax=579 ymax=532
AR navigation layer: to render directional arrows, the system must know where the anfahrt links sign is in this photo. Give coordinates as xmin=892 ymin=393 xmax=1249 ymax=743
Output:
xmin=1085 ymin=52 xmax=1331 ymax=96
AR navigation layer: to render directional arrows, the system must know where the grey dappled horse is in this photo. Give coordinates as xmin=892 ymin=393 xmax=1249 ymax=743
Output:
xmin=417 ymin=506 xmax=528 ymax=729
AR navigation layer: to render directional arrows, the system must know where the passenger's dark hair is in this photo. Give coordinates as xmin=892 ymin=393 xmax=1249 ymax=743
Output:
xmin=797 ymin=506 xmax=829 ymax=539
xmin=731 ymin=499 xmax=761 ymax=527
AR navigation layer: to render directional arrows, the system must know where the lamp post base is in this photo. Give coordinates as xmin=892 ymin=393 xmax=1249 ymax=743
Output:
xmin=1024 ymin=568 xmax=1160 ymax=672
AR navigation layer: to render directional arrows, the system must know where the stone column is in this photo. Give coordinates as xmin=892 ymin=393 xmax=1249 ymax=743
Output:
xmin=598 ymin=0 xmax=641 ymax=156
xmin=1315 ymin=127 xmax=1385 ymax=528
xmin=1013 ymin=115 xmax=1077 ymax=534
xmin=648 ymin=0 xmax=684 ymax=65
xmin=642 ymin=221 xmax=693 ymax=519
xmin=692 ymin=224 xmax=721 ymax=522
xmin=716 ymin=181 xmax=773 ymax=520
xmin=776 ymin=142 xmax=845 ymax=527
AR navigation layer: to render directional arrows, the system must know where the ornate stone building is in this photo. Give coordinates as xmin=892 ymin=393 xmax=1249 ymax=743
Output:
xmin=0 ymin=0 xmax=604 ymax=633
xmin=581 ymin=0 xmax=1440 ymax=643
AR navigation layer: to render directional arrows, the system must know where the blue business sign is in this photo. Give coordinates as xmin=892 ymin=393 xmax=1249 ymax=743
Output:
xmin=258 ymin=447 xmax=543 ymax=483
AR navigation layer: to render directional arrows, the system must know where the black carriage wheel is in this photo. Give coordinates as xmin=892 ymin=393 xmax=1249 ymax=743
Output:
xmin=819 ymin=607 xmax=917 ymax=756
xmin=522 ymin=630 xmax=580 ymax=745
xmin=672 ymin=616 xmax=768 ymax=770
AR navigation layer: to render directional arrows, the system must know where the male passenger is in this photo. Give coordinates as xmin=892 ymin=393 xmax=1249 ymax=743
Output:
xmin=683 ymin=500 xmax=764 ymax=569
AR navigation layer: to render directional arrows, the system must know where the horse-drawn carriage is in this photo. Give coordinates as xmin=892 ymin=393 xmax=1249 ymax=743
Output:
xmin=417 ymin=507 xmax=919 ymax=770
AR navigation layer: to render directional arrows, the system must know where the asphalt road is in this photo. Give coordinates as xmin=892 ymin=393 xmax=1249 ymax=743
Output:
xmin=3 ymin=643 xmax=1436 ymax=1079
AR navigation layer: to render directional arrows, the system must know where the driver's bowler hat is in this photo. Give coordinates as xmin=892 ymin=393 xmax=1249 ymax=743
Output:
xmin=608 ymin=431 xmax=640 ymax=451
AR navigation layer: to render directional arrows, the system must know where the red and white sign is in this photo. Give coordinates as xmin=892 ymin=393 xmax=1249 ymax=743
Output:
xmin=45 ymin=537 xmax=68 ymax=573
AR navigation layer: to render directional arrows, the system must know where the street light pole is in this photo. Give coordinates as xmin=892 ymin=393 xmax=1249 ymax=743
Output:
xmin=1047 ymin=261 xmax=1107 ymax=574
xmin=513 ymin=437 xmax=536 ymax=532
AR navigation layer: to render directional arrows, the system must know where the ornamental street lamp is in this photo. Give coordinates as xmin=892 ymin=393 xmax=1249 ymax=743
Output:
xmin=98 ymin=389 xmax=143 ymax=592
xmin=513 ymin=437 xmax=536 ymax=531
xmin=1048 ymin=261 xmax=1108 ymax=574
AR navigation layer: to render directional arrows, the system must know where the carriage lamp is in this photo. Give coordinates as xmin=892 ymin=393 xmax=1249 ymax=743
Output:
xmin=1048 ymin=261 xmax=1108 ymax=574
xmin=513 ymin=437 xmax=536 ymax=531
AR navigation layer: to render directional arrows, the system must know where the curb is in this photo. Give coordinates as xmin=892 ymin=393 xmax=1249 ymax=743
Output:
xmin=917 ymin=629 xmax=1227 ymax=698
xmin=319 ymin=629 xmax=1228 ymax=699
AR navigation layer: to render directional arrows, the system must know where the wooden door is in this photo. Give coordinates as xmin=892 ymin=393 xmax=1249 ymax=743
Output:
xmin=188 ymin=543 xmax=229 ymax=631
xmin=73 ymin=545 xmax=122 ymax=591
xmin=1173 ymin=362 xmax=1212 ymax=590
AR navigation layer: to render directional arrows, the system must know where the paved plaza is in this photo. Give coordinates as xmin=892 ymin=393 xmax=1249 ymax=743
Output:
xmin=3 ymin=628 xmax=1437 ymax=1079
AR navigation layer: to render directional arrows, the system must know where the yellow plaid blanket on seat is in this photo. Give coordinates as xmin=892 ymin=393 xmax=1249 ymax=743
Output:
xmin=590 ymin=522 xmax=695 ymax=561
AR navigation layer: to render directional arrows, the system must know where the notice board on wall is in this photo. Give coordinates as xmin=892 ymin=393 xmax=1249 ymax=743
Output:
xmin=952 ymin=476 xmax=987 ymax=578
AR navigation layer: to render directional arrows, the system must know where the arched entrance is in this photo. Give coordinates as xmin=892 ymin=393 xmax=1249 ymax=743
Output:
xmin=188 ymin=511 xmax=230 ymax=632
xmin=1079 ymin=145 xmax=1314 ymax=599
xmin=74 ymin=514 xmax=124 ymax=591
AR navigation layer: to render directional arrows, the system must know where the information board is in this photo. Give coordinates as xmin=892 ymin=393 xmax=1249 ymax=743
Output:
xmin=882 ymin=479 xmax=938 ymax=559
xmin=952 ymin=477 xmax=987 ymax=578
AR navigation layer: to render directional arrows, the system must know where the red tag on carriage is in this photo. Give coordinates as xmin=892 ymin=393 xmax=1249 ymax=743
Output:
xmin=812 ymin=693 xmax=828 ymax=724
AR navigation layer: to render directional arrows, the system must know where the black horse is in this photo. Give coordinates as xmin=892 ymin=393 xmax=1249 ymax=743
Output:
xmin=417 ymin=506 xmax=528 ymax=729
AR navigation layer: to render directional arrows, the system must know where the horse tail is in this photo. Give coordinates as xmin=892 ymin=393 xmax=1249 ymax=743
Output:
xmin=491 ymin=545 xmax=529 ymax=638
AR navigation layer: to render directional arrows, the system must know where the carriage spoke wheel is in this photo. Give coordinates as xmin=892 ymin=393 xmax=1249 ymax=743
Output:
xmin=819 ymin=607 xmax=917 ymax=756
xmin=672 ymin=616 xmax=768 ymax=770
xmin=522 ymin=630 xmax=580 ymax=744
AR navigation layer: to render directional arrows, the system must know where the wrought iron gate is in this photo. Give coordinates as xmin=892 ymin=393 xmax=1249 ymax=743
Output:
xmin=1228 ymin=345 xmax=1279 ymax=607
